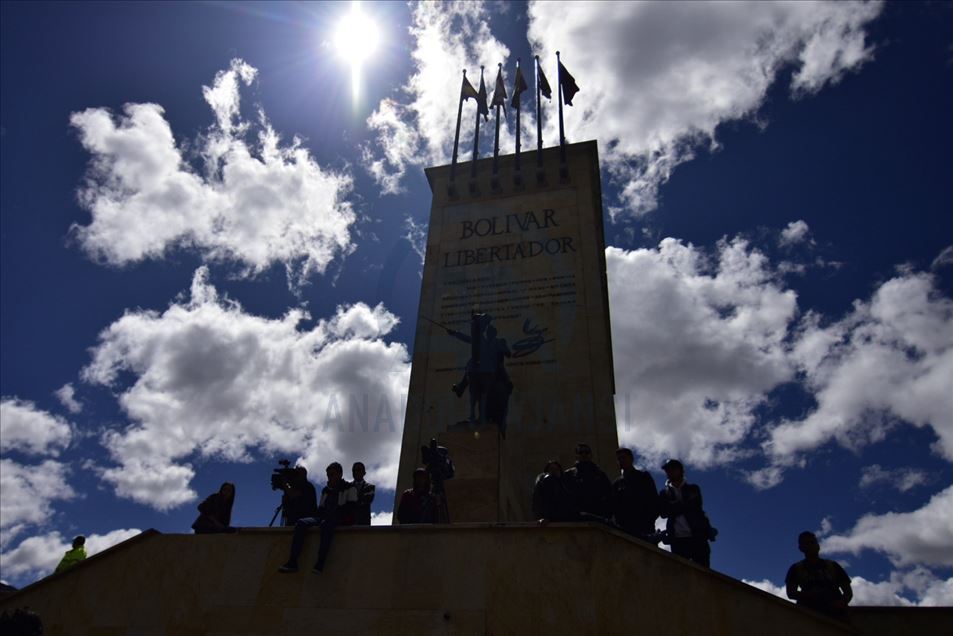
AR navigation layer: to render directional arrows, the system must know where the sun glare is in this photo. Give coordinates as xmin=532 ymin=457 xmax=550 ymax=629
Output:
xmin=333 ymin=2 xmax=379 ymax=103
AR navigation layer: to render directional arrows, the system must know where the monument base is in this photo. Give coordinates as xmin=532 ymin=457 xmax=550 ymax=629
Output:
xmin=439 ymin=422 xmax=500 ymax=522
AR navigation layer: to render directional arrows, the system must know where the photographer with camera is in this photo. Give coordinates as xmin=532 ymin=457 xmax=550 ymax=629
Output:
xmin=271 ymin=462 xmax=319 ymax=527
xmin=397 ymin=468 xmax=438 ymax=524
xmin=278 ymin=462 xmax=357 ymax=574
xmin=420 ymin=438 xmax=454 ymax=523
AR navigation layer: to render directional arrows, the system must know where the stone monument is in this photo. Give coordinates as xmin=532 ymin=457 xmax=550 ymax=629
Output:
xmin=394 ymin=141 xmax=618 ymax=522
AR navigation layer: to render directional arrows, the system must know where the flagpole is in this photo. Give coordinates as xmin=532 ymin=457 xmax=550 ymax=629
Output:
xmin=450 ymin=69 xmax=466 ymax=189
xmin=493 ymin=62 xmax=502 ymax=178
xmin=535 ymin=55 xmax=543 ymax=171
xmin=471 ymin=66 xmax=483 ymax=181
xmin=557 ymin=51 xmax=566 ymax=168
xmin=514 ymin=58 xmax=522 ymax=177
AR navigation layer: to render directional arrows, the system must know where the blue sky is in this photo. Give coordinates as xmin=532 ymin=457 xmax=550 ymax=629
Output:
xmin=1 ymin=1 xmax=951 ymax=604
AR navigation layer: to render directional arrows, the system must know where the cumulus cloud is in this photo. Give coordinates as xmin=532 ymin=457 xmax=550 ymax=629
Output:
xmin=0 ymin=459 xmax=74 ymax=549
xmin=0 ymin=398 xmax=72 ymax=456
xmin=361 ymin=2 xmax=517 ymax=192
xmin=766 ymin=271 xmax=953 ymax=468
xmin=779 ymin=220 xmax=812 ymax=247
xmin=371 ymin=511 xmax=393 ymax=526
xmin=609 ymin=237 xmax=797 ymax=468
xmin=859 ymin=464 xmax=929 ymax=492
xmin=70 ymin=58 xmax=355 ymax=290
xmin=54 ymin=383 xmax=82 ymax=414
xmin=0 ymin=528 xmax=140 ymax=582
xmin=527 ymin=1 xmax=883 ymax=214
xmin=745 ymin=567 xmax=953 ymax=606
xmin=823 ymin=485 xmax=953 ymax=568
xmin=931 ymin=245 xmax=953 ymax=270
xmin=81 ymin=266 xmax=410 ymax=510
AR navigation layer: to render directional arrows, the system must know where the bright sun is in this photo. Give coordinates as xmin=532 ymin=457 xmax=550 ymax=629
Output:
xmin=333 ymin=2 xmax=379 ymax=102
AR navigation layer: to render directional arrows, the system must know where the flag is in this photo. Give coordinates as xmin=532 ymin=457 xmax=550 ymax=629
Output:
xmin=477 ymin=73 xmax=489 ymax=121
xmin=510 ymin=64 xmax=527 ymax=109
xmin=538 ymin=64 xmax=552 ymax=100
xmin=492 ymin=67 xmax=507 ymax=108
xmin=461 ymin=75 xmax=479 ymax=101
xmin=558 ymin=61 xmax=579 ymax=106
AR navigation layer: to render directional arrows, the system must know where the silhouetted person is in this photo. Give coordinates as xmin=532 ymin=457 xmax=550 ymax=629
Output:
xmin=786 ymin=531 xmax=853 ymax=622
xmin=397 ymin=468 xmax=438 ymax=524
xmin=563 ymin=443 xmax=612 ymax=520
xmin=191 ymin=482 xmax=237 ymax=534
xmin=281 ymin=466 xmax=319 ymax=527
xmin=659 ymin=459 xmax=714 ymax=567
xmin=611 ymin=448 xmax=660 ymax=542
xmin=351 ymin=461 xmax=376 ymax=526
xmin=54 ymin=535 xmax=86 ymax=573
xmin=279 ymin=462 xmax=356 ymax=574
xmin=532 ymin=460 xmax=577 ymax=523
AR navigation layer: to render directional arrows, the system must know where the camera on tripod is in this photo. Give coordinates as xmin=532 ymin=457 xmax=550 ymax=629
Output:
xmin=270 ymin=459 xmax=296 ymax=491
xmin=421 ymin=438 xmax=454 ymax=489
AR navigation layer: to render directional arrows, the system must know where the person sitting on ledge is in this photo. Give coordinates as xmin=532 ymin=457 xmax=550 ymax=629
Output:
xmin=351 ymin=461 xmax=376 ymax=526
xmin=563 ymin=443 xmax=612 ymax=521
xmin=397 ymin=468 xmax=438 ymax=524
xmin=785 ymin=531 xmax=853 ymax=622
xmin=532 ymin=460 xmax=577 ymax=523
xmin=659 ymin=459 xmax=715 ymax=567
xmin=611 ymin=448 xmax=660 ymax=542
xmin=279 ymin=462 xmax=357 ymax=574
xmin=191 ymin=482 xmax=237 ymax=534
xmin=54 ymin=535 xmax=87 ymax=574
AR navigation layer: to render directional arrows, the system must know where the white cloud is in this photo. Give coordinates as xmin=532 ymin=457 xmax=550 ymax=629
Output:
xmin=371 ymin=510 xmax=393 ymax=526
xmin=527 ymin=1 xmax=883 ymax=214
xmin=931 ymin=245 xmax=953 ymax=270
xmin=0 ymin=528 xmax=140 ymax=582
xmin=54 ymin=383 xmax=82 ymax=414
xmin=361 ymin=2 xmax=518 ymax=191
xmin=0 ymin=459 xmax=74 ymax=549
xmin=779 ymin=220 xmax=812 ymax=247
xmin=766 ymin=271 xmax=953 ymax=467
xmin=609 ymin=237 xmax=797 ymax=468
xmin=0 ymin=398 xmax=72 ymax=456
xmin=823 ymin=485 xmax=953 ymax=567
xmin=70 ymin=58 xmax=355 ymax=290
xmin=859 ymin=464 xmax=929 ymax=493
xmin=745 ymin=567 xmax=953 ymax=606
xmin=81 ymin=266 xmax=410 ymax=510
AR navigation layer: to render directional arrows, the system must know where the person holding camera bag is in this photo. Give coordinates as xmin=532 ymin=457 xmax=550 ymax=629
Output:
xmin=659 ymin=459 xmax=717 ymax=567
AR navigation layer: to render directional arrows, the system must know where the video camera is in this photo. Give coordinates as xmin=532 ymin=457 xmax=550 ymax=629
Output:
xmin=270 ymin=459 xmax=296 ymax=491
xmin=421 ymin=438 xmax=454 ymax=492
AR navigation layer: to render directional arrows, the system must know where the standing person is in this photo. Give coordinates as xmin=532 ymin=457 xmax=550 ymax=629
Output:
xmin=278 ymin=462 xmax=356 ymax=574
xmin=532 ymin=460 xmax=577 ymax=522
xmin=396 ymin=468 xmax=438 ymax=524
xmin=191 ymin=482 xmax=237 ymax=534
xmin=54 ymin=536 xmax=86 ymax=573
xmin=659 ymin=459 xmax=714 ymax=567
xmin=785 ymin=531 xmax=853 ymax=622
xmin=611 ymin=448 xmax=660 ymax=542
xmin=563 ymin=443 xmax=612 ymax=520
xmin=351 ymin=461 xmax=376 ymax=526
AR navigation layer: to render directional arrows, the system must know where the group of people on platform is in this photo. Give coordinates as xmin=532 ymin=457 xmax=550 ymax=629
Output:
xmin=532 ymin=443 xmax=715 ymax=567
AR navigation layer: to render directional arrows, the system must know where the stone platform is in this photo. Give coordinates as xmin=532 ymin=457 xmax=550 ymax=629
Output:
xmin=4 ymin=523 xmax=949 ymax=635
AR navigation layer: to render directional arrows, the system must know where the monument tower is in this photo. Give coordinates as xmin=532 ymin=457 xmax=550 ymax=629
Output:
xmin=394 ymin=137 xmax=618 ymax=522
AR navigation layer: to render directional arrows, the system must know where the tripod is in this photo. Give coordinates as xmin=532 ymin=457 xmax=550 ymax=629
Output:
xmin=268 ymin=503 xmax=284 ymax=527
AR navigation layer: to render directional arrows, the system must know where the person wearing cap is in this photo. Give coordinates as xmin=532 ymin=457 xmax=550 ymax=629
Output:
xmin=611 ymin=448 xmax=660 ymax=541
xmin=563 ymin=443 xmax=612 ymax=520
xmin=785 ymin=531 xmax=853 ymax=622
xmin=396 ymin=468 xmax=438 ymax=524
xmin=659 ymin=459 xmax=714 ymax=567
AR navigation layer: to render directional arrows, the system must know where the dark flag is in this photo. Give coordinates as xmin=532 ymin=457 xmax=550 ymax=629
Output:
xmin=461 ymin=75 xmax=479 ymax=101
xmin=510 ymin=64 xmax=527 ymax=109
xmin=538 ymin=64 xmax=552 ymax=100
xmin=558 ymin=61 xmax=579 ymax=106
xmin=492 ymin=67 xmax=507 ymax=108
xmin=477 ymin=72 xmax=489 ymax=121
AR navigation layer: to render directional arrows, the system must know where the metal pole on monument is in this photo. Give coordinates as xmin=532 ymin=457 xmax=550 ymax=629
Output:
xmin=470 ymin=66 xmax=489 ymax=191
xmin=535 ymin=55 xmax=543 ymax=174
xmin=449 ymin=69 xmax=468 ymax=196
xmin=491 ymin=62 xmax=506 ymax=192
xmin=557 ymin=51 xmax=567 ymax=174
xmin=511 ymin=57 xmax=526 ymax=185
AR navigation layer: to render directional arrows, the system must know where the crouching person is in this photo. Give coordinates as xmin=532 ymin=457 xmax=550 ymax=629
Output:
xmin=279 ymin=462 xmax=356 ymax=574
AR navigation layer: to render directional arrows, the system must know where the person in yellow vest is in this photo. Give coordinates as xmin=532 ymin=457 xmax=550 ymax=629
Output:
xmin=54 ymin=535 xmax=86 ymax=574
